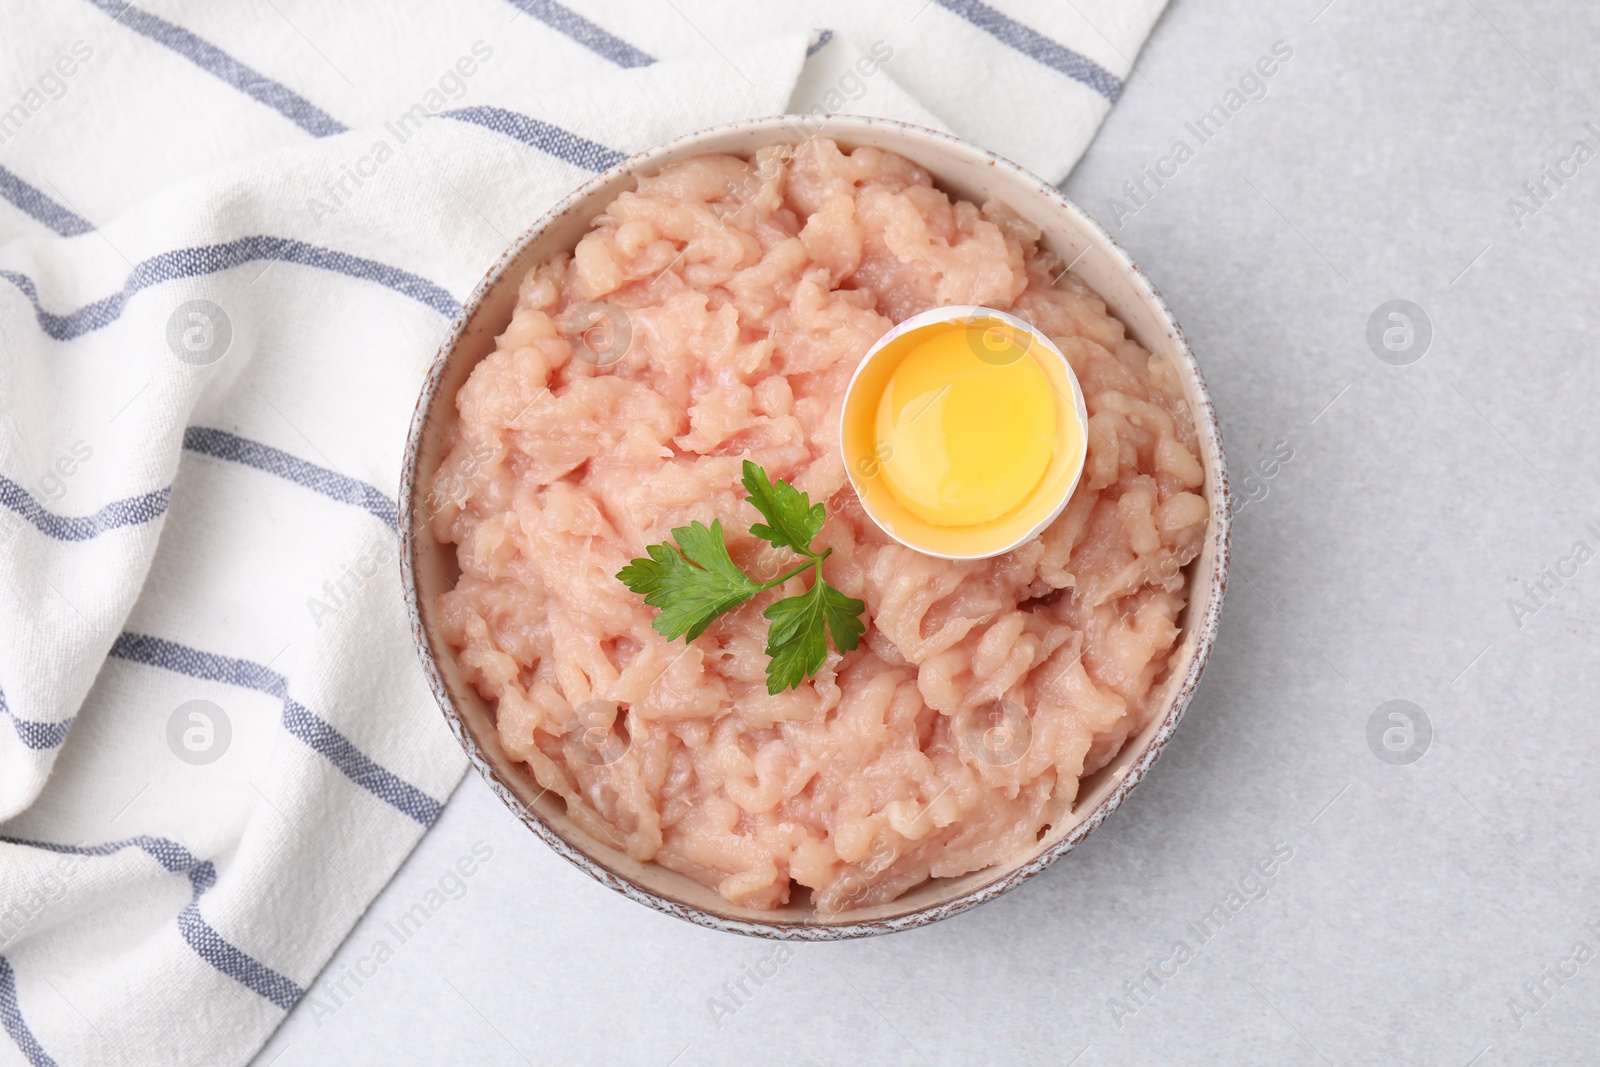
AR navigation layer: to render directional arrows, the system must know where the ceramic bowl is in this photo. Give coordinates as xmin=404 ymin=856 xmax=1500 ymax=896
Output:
xmin=400 ymin=114 xmax=1231 ymax=940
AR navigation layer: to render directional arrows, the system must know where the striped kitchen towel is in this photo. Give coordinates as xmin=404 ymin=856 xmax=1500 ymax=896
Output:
xmin=0 ymin=1 xmax=1167 ymax=1064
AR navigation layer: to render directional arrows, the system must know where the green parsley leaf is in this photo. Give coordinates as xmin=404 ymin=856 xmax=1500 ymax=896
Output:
xmin=762 ymin=581 xmax=830 ymax=694
xmin=741 ymin=459 xmax=825 ymax=555
xmin=820 ymin=583 xmax=866 ymax=655
xmin=616 ymin=464 xmax=869 ymax=692
xmin=762 ymin=580 xmax=867 ymax=694
xmin=616 ymin=519 xmax=760 ymax=641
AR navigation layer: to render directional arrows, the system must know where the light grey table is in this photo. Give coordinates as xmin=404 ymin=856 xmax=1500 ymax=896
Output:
xmin=256 ymin=1 xmax=1600 ymax=1063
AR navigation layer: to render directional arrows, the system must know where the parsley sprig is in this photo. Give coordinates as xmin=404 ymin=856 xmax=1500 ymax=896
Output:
xmin=616 ymin=460 xmax=866 ymax=694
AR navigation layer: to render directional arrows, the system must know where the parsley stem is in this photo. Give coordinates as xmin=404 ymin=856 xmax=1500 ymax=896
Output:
xmin=757 ymin=548 xmax=832 ymax=592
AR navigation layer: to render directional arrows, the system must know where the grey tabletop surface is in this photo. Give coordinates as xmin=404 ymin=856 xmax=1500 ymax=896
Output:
xmin=255 ymin=0 xmax=1600 ymax=1063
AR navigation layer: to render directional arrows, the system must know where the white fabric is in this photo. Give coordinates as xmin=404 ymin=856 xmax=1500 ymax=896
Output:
xmin=0 ymin=1 xmax=1165 ymax=1064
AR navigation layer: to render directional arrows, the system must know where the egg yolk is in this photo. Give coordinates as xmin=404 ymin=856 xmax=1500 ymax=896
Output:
xmin=874 ymin=322 xmax=1057 ymax=527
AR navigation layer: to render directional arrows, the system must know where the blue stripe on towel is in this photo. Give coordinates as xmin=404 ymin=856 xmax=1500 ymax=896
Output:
xmin=183 ymin=427 xmax=397 ymax=531
xmin=0 ymin=684 xmax=73 ymax=751
xmin=0 ymin=235 xmax=459 ymax=342
xmin=439 ymin=107 xmax=628 ymax=172
xmin=0 ymin=167 xmax=95 ymax=237
xmin=501 ymin=0 xmax=656 ymax=68
xmin=83 ymin=0 xmax=347 ymax=137
xmin=0 ymin=475 xmax=171 ymax=542
xmin=0 ymin=836 xmax=305 ymax=1011
xmin=108 ymin=633 xmax=444 ymax=826
xmin=0 ymin=957 xmax=58 ymax=1067
xmin=178 ymin=861 xmax=303 ymax=1010
xmin=932 ymin=0 xmax=1124 ymax=102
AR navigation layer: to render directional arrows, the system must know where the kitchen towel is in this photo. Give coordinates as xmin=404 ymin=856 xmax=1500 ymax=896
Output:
xmin=0 ymin=1 xmax=1166 ymax=1063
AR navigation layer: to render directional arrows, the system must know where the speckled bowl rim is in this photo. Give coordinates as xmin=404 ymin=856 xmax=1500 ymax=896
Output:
xmin=401 ymin=115 xmax=1231 ymax=940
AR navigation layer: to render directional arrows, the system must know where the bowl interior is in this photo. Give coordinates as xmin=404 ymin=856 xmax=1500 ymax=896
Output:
xmin=403 ymin=116 xmax=1229 ymax=938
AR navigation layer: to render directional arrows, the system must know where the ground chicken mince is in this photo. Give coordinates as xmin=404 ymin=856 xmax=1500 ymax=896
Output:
xmin=431 ymin=139 xmax=1207 ymax=913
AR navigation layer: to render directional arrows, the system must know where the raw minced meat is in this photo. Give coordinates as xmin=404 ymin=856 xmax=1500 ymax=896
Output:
xmin=431 ymin=139 xmax=1206 ymax=913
